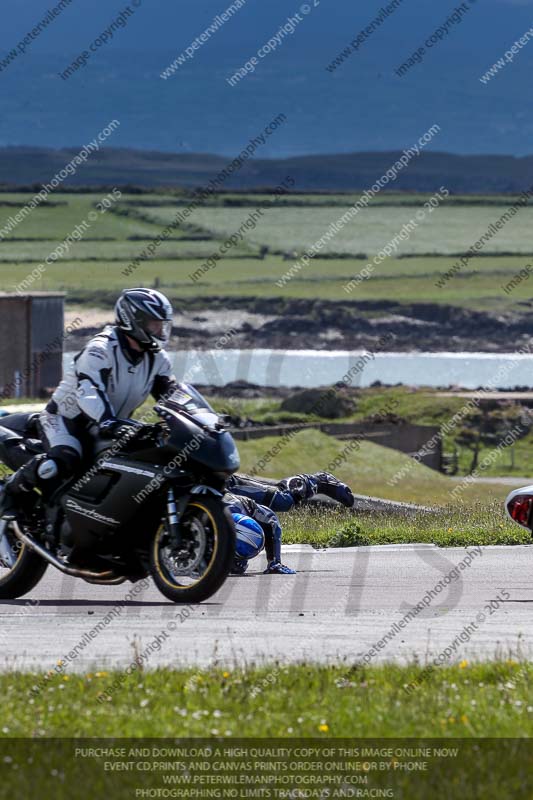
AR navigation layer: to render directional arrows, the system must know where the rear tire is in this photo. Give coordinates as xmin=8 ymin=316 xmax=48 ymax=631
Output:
xmin=150 ymin=496 xmax=235 ymax=604
xmin=0 ymin=522 xmax=48 ymax=600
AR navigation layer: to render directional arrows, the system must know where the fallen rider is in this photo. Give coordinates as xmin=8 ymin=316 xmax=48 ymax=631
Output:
xmin=228 ymin=471 xmax=355 ymax=512
xmin=225 ymin=491 xmax=294 ymax=575
xmin=226 ymin=472 xmax=355 ymax=575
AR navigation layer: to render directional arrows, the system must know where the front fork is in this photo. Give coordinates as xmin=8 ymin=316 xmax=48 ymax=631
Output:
xmin=165 ymin=487 xmax=189 ymax=549
xmin=165 ymin=484 xmax=225 ymax=549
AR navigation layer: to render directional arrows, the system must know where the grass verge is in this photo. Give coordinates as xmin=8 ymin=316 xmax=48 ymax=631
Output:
xmin=281 ymin=503 xmax=530 ymax=547
xmin=3 ymin=662 xmax=532 ymax=737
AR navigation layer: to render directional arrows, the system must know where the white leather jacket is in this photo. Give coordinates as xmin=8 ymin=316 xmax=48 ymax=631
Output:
xmin=47 ymin=325 xmax=176 ymax=424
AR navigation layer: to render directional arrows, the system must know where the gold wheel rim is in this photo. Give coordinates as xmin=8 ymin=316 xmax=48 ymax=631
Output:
xmin=153 ymin=502 xmax=219 ymax=591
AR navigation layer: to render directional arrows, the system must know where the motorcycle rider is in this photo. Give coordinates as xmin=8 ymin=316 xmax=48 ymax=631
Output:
xmin=0 ymin=287 xmax=178 ymax=518
xmin=226 ymin=492 xmax=295 ymax=575
xmin=0 ymin=285 xmax=355 ymax=579
xmin=228 ymin=471 xmax=355 ymax=512
xmin=226 ymin=472 xmax=355 ymax=575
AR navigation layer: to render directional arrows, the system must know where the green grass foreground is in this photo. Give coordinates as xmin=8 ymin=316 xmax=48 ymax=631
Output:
xmin=2 ymin=662 xmax=532 ymax=737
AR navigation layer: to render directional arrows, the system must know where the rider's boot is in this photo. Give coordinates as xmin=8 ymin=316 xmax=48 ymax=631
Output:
xmin=0 ymin=455 xmax=59 ymax=520
xmin=312 ymin=472 xmax=355 ymax=508
xmin=0 ymin=478 xmax=21 ymax=520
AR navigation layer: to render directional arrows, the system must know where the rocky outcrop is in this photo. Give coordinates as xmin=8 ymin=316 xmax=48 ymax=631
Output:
xmin=65 ymin=298 xmax=533 ymax=354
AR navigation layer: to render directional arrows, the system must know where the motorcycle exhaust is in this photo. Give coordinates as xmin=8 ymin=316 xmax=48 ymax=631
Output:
xmin=11 ymin=520 xmax=127 ymax=584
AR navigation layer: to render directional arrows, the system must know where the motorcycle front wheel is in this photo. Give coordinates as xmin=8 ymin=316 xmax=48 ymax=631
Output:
xmin=150 ymin=496 xmax=235 ymax=604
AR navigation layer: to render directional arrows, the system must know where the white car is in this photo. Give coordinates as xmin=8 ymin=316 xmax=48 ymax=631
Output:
xmin=505 ymin=485 xmax=533 ymax=531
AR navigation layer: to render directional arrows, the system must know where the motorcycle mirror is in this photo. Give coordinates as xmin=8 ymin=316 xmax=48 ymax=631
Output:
xmin=215 ymin=415 xmax=233 ymax=431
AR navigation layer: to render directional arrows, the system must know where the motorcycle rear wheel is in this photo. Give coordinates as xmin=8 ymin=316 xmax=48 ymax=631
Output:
xmin=0 ymin=520 xmax=48 ymax=599
xmin=150 ymin=496 xmax=235 ymax=604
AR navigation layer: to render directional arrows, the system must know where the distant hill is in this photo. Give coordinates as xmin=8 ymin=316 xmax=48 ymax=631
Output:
xmin=1 ymin=147 xmax=533 ymax=194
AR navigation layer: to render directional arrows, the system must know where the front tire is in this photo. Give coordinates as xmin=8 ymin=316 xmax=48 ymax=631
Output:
xmin=0 ymin=521 xmax=48 ymax=599
xmin=150 ymin=496 xmax=235 ymax=604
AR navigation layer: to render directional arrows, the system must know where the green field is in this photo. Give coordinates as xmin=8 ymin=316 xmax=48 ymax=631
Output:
xmin=234 ymin=428 xmax=500 ymax=505
xmin=0 ymin=192 xmax=532 ymax=312
xmin=1 ymin=396 xmax=526 ymax=543
xmin=148 ymin=202 xmax=533 ymax=256
xmin=212 ymin=386 xmax=533 ymax=481
xmin=1 ymin=255 xmax=529 ymax=312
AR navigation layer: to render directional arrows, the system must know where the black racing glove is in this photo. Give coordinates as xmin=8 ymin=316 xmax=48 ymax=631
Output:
xmin=99 ymin=419 xmax=142 ymax=441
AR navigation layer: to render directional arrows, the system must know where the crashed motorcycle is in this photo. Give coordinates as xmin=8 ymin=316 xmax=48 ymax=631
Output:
xmin=0 ymin=384 xmax=238 ymax=603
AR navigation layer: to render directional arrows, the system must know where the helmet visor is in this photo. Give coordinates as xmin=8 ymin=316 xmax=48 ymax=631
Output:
xmin=145 ymin=317 xmax=172 ymax=346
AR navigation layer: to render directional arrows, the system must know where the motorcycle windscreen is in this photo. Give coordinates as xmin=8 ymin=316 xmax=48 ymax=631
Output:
xmin=168 ymin=415 xmax=240 ymax=474
xmin=162 ymin=383 xmax=215 ymax=416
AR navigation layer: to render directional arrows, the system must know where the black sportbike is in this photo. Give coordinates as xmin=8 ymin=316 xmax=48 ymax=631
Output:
xmin=0 ymin=384 xmax=239 ymax=603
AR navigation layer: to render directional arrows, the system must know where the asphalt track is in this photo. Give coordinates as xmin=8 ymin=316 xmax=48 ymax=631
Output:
xmin=1 ymin=544 xmax=532 ymax=673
